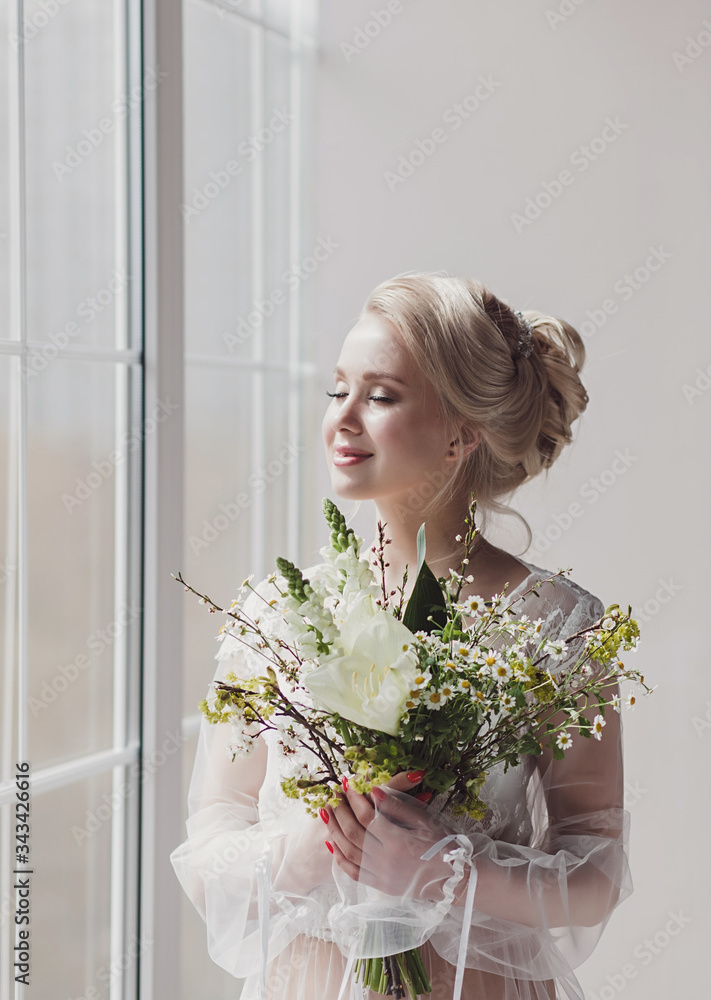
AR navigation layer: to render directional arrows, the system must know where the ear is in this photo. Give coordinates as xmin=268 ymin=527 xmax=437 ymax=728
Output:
xmin=446 ymin=426 xmax=481 ymax=461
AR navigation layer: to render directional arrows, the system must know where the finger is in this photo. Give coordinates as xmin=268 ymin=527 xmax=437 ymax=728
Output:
xmin=330 ymin=838 xmax=384 ymax=890
xmin=385 ymin=770 xmax=426 ymax=794
xmin=370 ymin=786 xmax=437 ymax=832
xmin=342 ymin=781 xmax=378 ymax=829
xmin=327 ymin=793 xmax=373 ymax=857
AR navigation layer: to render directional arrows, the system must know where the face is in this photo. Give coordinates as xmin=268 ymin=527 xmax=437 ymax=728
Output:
xmin=322 ymin=311 xmax=459 ymax=505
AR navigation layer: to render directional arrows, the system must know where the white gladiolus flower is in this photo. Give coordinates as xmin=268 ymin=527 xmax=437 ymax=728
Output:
xmin=302 ymin=610 xmax=420 ymax=736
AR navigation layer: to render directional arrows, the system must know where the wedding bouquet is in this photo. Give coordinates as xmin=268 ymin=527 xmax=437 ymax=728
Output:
xmin=174 ymin=496 xmax=648 ymax=999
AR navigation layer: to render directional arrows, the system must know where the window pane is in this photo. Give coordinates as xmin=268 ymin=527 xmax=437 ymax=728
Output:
xmin=264 ymin=30 xmax=295 ymax=364
xmin=22 ymin=0 xmax=130 ymax=351
xmin=27 ymin=359 xmax=121 ymax=767
xmin=183 ymin=3 xmax=253 ymax=359
xmin=183 ymin=365 xmax=254 ymax=717
xmin=0 ymin=358 xmax=17 ymax=769
xmin=0 ymin=773 xmax=114 ymax=999
xmin=0 ymin=3 xmax=13 ymax=339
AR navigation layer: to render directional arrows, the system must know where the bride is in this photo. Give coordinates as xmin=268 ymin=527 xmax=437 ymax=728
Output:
xmin=171 ymin=271 xmax=631 ymax=999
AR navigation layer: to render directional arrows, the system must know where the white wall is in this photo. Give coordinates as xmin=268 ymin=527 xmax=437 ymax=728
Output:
xmin=306 ymin=2 xmax=710 ymax=996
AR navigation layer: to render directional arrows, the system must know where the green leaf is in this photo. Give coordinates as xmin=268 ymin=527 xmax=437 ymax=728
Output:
xmin=402 ymin=523 xmax=448 ymax=633
xmin=518 ymin=733 xmax=543 ymax=757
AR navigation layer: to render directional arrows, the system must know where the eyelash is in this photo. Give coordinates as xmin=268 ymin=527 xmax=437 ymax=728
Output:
xmin=325 ymin=391 xmax=394 ymax=403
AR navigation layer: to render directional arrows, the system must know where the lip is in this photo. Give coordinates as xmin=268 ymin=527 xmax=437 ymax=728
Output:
xmin=333 ymin=447 xmax=372 ymax=466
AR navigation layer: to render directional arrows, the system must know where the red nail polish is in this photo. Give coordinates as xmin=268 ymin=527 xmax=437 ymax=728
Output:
xmin=325 ymin=840 xmax=334 ymax=853
xmin=319 ymin=808 xmax=329 ymax=824
xmin=371 ymin=786 xmax=386 ymax=801
xmin=341 ymin=776 xmax=349 ymax=792
xmin=407 ymin=770 xmax=426 ymax=782
xmin=415 ymin=790 xmax=432 ymax=803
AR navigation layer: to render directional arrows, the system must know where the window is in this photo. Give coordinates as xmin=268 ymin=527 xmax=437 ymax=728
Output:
xmin=0 ymin=1 xmax=317 ymax=996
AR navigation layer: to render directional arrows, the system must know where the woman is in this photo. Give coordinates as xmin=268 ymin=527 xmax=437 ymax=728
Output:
xmin=171 ymin=272 xmax=631 ymax=999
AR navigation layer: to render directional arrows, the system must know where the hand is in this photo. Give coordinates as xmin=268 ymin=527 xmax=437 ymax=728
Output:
xmin=320 ymin=772 xmax=458 ymax=901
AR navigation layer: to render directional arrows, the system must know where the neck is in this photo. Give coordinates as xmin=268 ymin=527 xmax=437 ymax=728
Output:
xmin=365 ymin=497 xmax=485 ymax=594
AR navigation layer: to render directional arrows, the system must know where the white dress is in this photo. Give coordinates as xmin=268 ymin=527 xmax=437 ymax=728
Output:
xmin=170 ymin=558 xmax=632 ymax=1000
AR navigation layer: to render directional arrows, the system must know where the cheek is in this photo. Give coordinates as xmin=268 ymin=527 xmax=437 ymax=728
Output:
xmin=378 ymin=410 xmax=445 ymax=460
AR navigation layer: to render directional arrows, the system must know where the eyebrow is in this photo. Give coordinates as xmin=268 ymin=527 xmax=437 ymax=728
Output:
xmin=332 ymin=366 xmax=408 ymax=387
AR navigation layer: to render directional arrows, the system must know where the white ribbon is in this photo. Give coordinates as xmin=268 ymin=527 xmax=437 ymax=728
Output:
xmin=255 ymin=849 xmax=273 ymax=1000
xmin=336 ymin=939 xmax=359 ymax=1000
xmin=421 ymin=833 xmax=478 ymax=1000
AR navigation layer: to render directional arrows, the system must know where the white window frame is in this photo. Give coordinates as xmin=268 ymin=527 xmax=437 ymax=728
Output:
xmin=0 ymin=0 xmax=315 ymax=995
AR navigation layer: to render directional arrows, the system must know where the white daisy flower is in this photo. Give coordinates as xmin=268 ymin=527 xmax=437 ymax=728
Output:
xmin=610 ymin=693 xmax=621 ymax=712
xmin=480 ymin=651 xmax=501 ymax=671
xmin=454 ymin=644 xmax=472 ymax=660
xmin=625 ymin=692 xmax=637 ymax=711
xmin=592 ymin=714 xmax=606 ymax=740
xmin=544 ymin=640 xmax=568 ymax=662
xmin=463 ymin=595 xmax=487 ymax=616
xmin=499 ymin=692 xmax=515 ymax=713
xmin=412 ymin=670 xmax=431 ymax=690
xmin=492 ymin=661 xmax=513 ymax=684
xmin=457 ymin=677 xmax=473 ymax=694
xmin=424 ymin=690 xmax=445 ymax=711
xmin=472 ymin=690 xmax=490 ymax=710
xmin=556 ymin=730 xmax=573 ymax=751
xmin=438 ymin=681 xmax=456 ymax=703
xmin=531 ymin=618 xmax=545 ymax=635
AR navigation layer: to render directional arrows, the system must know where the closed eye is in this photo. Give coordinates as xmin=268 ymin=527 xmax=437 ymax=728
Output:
xmin=325 ymin=391 xmax=394 ymax=403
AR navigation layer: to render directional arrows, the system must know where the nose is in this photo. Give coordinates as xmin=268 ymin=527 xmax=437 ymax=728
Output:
xmin=328 ymin=391 xmax=362 ymax=435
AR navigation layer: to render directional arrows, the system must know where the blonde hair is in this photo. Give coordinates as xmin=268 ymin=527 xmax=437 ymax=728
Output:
xmin=359 ymin=270 xmax=589 ymax=548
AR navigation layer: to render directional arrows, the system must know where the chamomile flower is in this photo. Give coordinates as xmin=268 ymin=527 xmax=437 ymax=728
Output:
xmin=556 ymin=730 xmax=573 ymax=751
xmin=492 ymin=661 xmax=513 ymax=684
xmin=544 ymin=639 xmax=568 ymax=662
xmin=531 ymin=617 xmax=545 ymax=635
xmin=472 ymin=690 xmax=491 ymax=710
xmin=457 ymin=677 xmax=473 ymax=694
xmin=462 ymin=595 xmax=487 ymax=616
xmin=625 ymin=692 xmax=637 ymax=711
xmin=424 ymin=690 xmax=445 ymax=711
xmin=438 ymin=681 xmax=456 ymax=703
xmin=610 ymin=693 xmax=621 ymax=712
xmin=499 ymin=692 xmax=515 ymax=713
xmin=412 ymin=670 xmax=432 ymax=690
xmin=512 ymin=614 xmax=531 ymax=634
xmin=480 ymin=651 xmax=501 ymax=672
xmin=592 ymin=714 xmax=606 ymax=740
xmin=453 ymin=644 xmax=472 ymax=660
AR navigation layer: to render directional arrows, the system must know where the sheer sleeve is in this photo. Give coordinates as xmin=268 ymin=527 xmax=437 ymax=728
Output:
xmin=338 ymin=571 xmax=633 ymax=999
xmin=169 ymin=574 xmax=339 ymax=980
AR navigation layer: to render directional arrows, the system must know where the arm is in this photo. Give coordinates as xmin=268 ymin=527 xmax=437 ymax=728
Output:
xmin=456 ymin=683 xmax=627 ymax=930
xmin=170 ymin=582 xmax=337 ymax=979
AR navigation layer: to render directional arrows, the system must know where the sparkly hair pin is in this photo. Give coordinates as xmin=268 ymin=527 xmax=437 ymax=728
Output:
xmin=514 ymin=310 xmax=535 ymax=359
